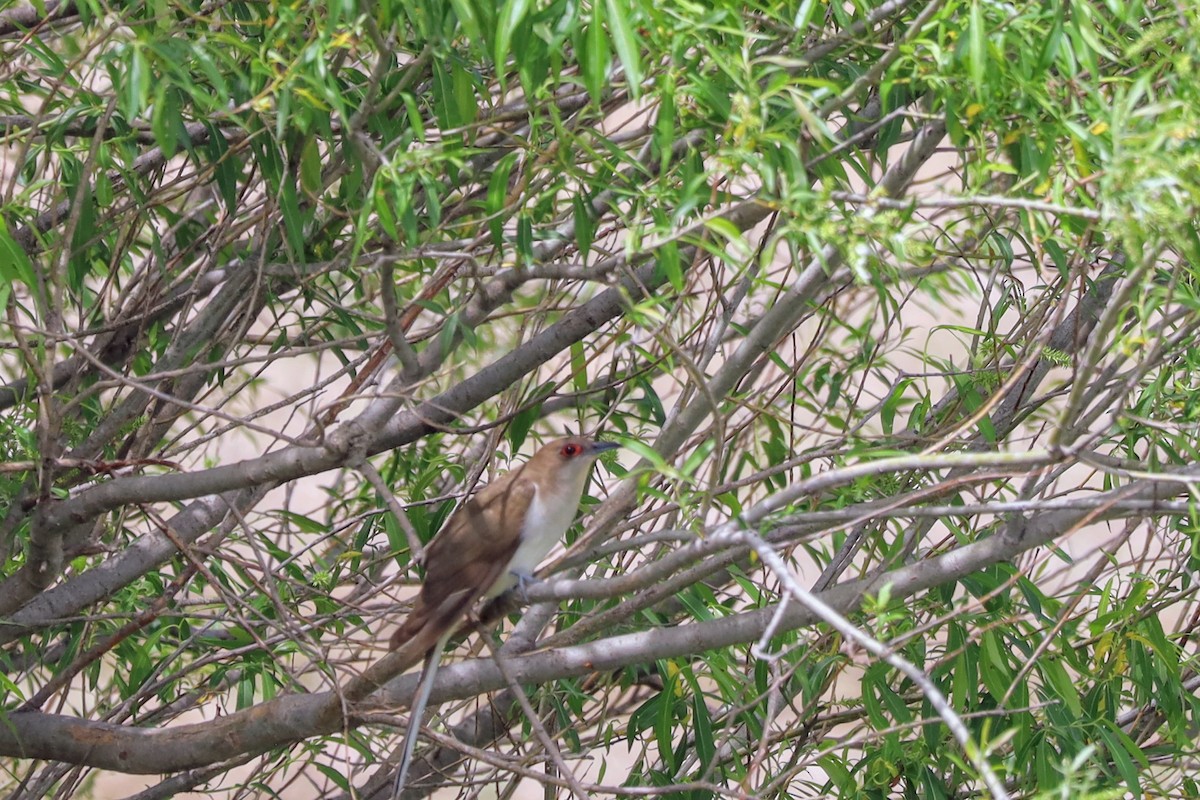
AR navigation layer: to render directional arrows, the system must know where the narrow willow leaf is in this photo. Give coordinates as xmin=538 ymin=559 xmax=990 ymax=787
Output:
xmin=1098 ymin=724 xmax=1142 ymax=794
xmin=507 ymin=400 xmax=541 ymax=451
xmin=278 ymin=179 xmax=306 ymax=260
xmin=0 ymin=218 xmax=35 ymax=288
xmin=450 ymin=59 xmax=478 ymax=129
xmin=604 ymin=0 xmax=642 ymax=96
xmin=794 ymin=0 xmax=818 ymax=32
xmin=515 ymin=213 xmax=533 ymax=264
xmin=691 ymin=692 xmax=714 ymax=772
xmin=572 ymin=193 xmax=594 ymax=257
xmin=125 ymin=43 xmax=151 ymax=119
xmin=582 ymin=1 xmax=609 ymax=102
xmin=570 ymin=341 xmax=587 ymax=394
xmin=486 ymin=152 xmax=518 ymax=247
xmin=494 ymin=0 xmax=534 ymax=74
xmin=300 ymin=137 xmax=322 ymax=195
xmin=450 ymin=0 xmax=483 ymax=46
xmin=150 ymin=82 xmax=179 ymax=158
xmin=968 ymin=0 xmax=986 ymax=95
xmin=655 ymin=73 xmax=675 ymax=170
xmin=658 ymin=240 xmax=682 ymax=292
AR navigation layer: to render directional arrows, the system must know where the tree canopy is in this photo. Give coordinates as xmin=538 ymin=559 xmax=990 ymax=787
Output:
xmin=1 ymin=0 xmax=1199 ymax=797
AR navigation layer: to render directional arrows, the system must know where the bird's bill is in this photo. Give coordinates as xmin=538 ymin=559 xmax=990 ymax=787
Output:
xmin=588 ymin=441 xmax=621 ymax=454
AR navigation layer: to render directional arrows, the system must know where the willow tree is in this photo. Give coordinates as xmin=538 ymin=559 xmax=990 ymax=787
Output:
xmin=1 ymin=0 xmax=1197 ymax=798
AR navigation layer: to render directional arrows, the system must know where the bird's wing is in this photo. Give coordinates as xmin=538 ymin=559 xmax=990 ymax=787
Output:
xmin=389 ymin=475 xmax=534 ymax=650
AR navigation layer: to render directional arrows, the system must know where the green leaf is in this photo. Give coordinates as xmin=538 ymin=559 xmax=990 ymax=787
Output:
xmin=494 ymin=0 xmax=534 ymax=74
xmin=0 ymin=217 xmax=35 ymax=288
xmin=1098 ymin=723 xmax=1143 ymax=794
xmin=507 ymin=399 xmax=542 ymax=451
xmin=67 ymin=179 xmax=97 ymax=292
xmin=150 ymin=82 xmax=180 ymax=158
xmin=861 ymin=666 xmax=890 ymax=728
xmin=819 ymin=753 xmax=854 ymax=793
xmin=620 ymin=438 xmax=679 ymax=479
xmin=278 ymin=178 xmax=306 ymax=260
xmin=204 ymin=123 xmax=239 ymax=214
xmin=315 ymin=763 xmax=351 ymax=791
xmin=582 ymin=1 xmax=609 ymax=102
xmin=572 ymin=193 xmax=595 ymax=257
xmin=449 ymin=59 xmax=478 ymax=129
xmin=1038 ymin=5 xmax=1064 ymax=70
xmin=657 ymin=240 xmax=682 ymax=291
xmin=570 ymin=341 xmax=587 ymax=394
xmin=793 ymin=0 xmax=819 ymax=32
xmin=450 ymin=0 xmax=483 ymax=46
xmin=125 ymin=42 xmax=152 ymax=119
xmin=654 ymin=73 xmax=675 ymax=169
xmin=975 ymin=410 xmax=996 ymax=443
xmin=277 ymin=510 xmax=329 ymax=535
xmin=604 ymin=0 xmax=642 ymax=97
xmin=515 ymin=213 xmax=533 ymax=265
xmin=967 ymin=0 xmax=987 ymax=96
xmin=374 ymin=185 xmax=399 ymax=241
xmin=703 ymin=217 xmax=750 ymax=261
xmin=627 ymin=691 xmax=660 ymax=745
xmin=691 ymin=691 xmax=714 ymax=773
xmin=487 ymin=152 xmax=518 ymax=247
xmin=237 ymin=670 xmax=256 ymax=709
xmin=880 ymin=378 xmax=911 ymax=435
xmin=1040 ymin=657 xmax=1081 ymax=716
xmin=656 ymin=667 xmax=677 ymax=772
xmin=300 ymin=137 xmax=322 ymax=195
xmin=0 ymin=669 xmax=27 ymax=703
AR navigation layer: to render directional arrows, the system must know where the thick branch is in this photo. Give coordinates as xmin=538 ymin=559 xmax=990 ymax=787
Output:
xmin=0 ymin=256 xmax=663 ymax=642
xmin=0 ymin=465 xmax=1183 ymax=773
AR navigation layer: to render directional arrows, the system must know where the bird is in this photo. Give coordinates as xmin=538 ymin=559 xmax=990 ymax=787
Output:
xmin=390 ymin=435 xmax=618 ymax=794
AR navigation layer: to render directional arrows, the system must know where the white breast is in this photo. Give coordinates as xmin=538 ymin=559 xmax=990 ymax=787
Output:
xmin=487 ymin=483 xmax=579 ymax=598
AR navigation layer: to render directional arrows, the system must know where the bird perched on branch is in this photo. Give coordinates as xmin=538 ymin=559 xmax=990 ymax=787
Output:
xmin=390 ymin=435 xmax=618 ymax=793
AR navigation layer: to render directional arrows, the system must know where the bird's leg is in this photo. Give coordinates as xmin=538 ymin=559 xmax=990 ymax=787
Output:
xmin=509 ymin=569 xmax=538 ymax=603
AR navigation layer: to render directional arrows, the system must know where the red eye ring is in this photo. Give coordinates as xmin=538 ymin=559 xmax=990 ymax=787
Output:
xmin=561 ymin=443 xmax=580 ymax=457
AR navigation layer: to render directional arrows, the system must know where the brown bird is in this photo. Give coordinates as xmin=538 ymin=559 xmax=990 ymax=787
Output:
xmin=391 ymin=435 xmax=618 ymax=792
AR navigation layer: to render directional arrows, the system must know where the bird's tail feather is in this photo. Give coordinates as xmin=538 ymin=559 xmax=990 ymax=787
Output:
xmin=393 ymin=629 xmax=452 ymax=797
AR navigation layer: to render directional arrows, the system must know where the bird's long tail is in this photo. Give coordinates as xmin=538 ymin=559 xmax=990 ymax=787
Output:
xmin=393 ymin=630 xmax=451 ymax=798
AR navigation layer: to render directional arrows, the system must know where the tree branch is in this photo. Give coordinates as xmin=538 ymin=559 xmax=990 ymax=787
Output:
xmin=0 ymin=463 xmax=1185 ymax=773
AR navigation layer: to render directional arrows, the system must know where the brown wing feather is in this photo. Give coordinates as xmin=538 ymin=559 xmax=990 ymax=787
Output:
xmin=389 ymin=471 xmax=535 ymax=651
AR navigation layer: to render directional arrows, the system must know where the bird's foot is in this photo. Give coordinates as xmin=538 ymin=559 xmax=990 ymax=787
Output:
xmin=510 ymin=570 xmax=538 ymax=603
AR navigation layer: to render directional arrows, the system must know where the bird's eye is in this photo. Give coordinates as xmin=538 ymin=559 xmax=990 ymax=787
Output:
xmin=561 ymin=443 xmax=579 ymax=457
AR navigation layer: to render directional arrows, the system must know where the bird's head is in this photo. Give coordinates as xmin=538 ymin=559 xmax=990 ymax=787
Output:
xmin=529 ymin=436 xmax=619 ymax=492
xmin=552 ymin=436 xmax=620 ymax=461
